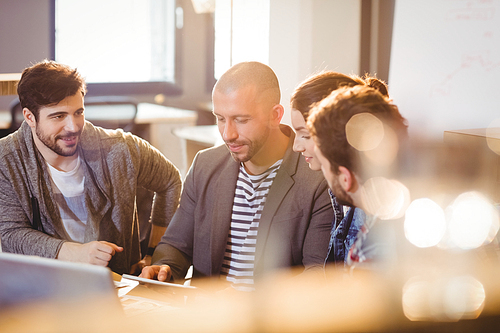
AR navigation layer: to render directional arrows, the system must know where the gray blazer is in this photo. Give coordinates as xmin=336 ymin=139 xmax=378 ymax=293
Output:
xmin=153 ymin=126 xmax=334 ymax=282
xmin=0 ymin=121 xmax=181 ymax=274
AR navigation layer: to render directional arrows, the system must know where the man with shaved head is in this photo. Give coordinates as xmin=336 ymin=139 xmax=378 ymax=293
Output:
xmin=141 ymin=62 xmax=333 ymax=290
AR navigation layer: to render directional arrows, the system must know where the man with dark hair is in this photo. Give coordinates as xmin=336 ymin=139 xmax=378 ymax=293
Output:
xmin=307 ymin=85 xmax=408 ymax=267
xmin=0 ymin=60 xmax=182 ymax=274
xmin=141 ymin=62 xmax=333 ymax=290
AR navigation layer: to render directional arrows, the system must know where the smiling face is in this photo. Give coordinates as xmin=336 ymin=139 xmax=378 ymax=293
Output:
xmin=25 ymin=92 xmax=85 ymax=161
xmin=291 ymin=109 xmax=321 ymax=170
xmin=213 ymin=85 xmax=272 ymax=164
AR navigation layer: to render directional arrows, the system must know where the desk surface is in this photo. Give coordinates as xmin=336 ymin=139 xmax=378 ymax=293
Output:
xmin=135 ymin=103 xmax=197 ymax=124
xmin=444 ymin=128 xmax=500 ymax=139
xmin=173 ymin=125 xmax=221 ymax=146
xmin=0 ymin=73 xmax=21 ymax=96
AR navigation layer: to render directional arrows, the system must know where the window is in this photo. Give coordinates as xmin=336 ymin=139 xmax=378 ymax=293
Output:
xmin=54 ymin=0 xmax=183 ymax=96
xmin=214 ymin=0 xmax=270 ymax=79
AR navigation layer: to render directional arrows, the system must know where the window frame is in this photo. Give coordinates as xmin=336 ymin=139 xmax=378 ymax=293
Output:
xmin=51 ymin=0 xmax=184 ymax=97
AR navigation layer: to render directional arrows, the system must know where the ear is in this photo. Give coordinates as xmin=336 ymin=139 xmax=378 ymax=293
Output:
xmin=338 ymin=166 xmax=358 ymax=193
xmin=23 ymin=108 xmax=37 ymax=129
xmin=270 ymin=104 xmax=284 ymax=126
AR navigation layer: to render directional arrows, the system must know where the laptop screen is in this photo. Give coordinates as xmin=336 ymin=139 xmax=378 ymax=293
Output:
xmin=0 ymin=252 xmax=121 ymax=310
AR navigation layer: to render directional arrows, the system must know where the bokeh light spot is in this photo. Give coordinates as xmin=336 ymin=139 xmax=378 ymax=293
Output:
xmin=363 ymin=177 xmax=410 ymax=220
xmin=405 ymin=198 xmax=446 ymax=248
xmin=364 ymin=125 xmax=399 ymax=167
xmin=448 ymin=191 xmax=499 ymax=249
xmin=403 ymin=276 xmax=485 ymax=321
xmin=154 ymin=93 xmax=166 ymax=104
xmin=443 ymin=276 xmax=485 ymax=321
xmin=346 ymin=113 xmax=384 ymax=151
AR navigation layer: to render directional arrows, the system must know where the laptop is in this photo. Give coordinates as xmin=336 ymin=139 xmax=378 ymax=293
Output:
xmin=0 ymin=252 xmax=122 ymax=311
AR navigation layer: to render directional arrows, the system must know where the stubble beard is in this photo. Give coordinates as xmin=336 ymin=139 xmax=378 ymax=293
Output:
xmin=36 ymin=126 xmax=80 ymax=157
xmin=227 ymin=140 xmax=255 ymax=163
xmin=226 ymin=127 xmax=270 ymax=164
xmin=330 ymin=175 xmax=354 ymax=207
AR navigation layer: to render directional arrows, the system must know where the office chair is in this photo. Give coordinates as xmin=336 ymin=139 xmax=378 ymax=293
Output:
xmin=9 ymin=97 xmax=24 ymax=130
xmin=83 ymin=95 xmax=138 ymax=132
xmin=0 ymin=97 xmax=24 ymax=138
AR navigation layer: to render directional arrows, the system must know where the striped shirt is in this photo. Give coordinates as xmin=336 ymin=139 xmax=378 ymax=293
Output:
xmin=220 ymin=159 xmax=282 ymax=291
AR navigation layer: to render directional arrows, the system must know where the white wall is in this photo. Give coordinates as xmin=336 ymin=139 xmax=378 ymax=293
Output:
xmin=0 ymin=0 xmax=213 ymax=112
xmin=269 ymin=0 xmax=361 ymax=124
xmin=389 ymin=0 xmax=500 ymax=139
xmin=216 ymin=0 xmax=361 ymax=125
xmin=0 ymin=0 xmax=53 ymax=109
xmin=0 ymin=0 xmax=52 ymax=72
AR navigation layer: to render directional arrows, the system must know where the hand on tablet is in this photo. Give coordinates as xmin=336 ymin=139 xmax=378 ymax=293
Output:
xmin=139 ymin=264 xmax=172 ymax=282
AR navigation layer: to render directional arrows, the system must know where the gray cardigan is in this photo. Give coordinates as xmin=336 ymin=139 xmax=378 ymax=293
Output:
xmin=153 ymin=125 xmax=333 ymax=282
xmin=0 ymin=121 xmax=181 ymax=274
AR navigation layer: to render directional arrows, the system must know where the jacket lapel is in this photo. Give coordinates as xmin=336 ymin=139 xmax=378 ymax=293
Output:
xmin=254 ymin=128 xmax=298 ymax=266
xmin=19 ymin=122 xmax=66 ymax=238
xmin=78 ymin=123 xmax=112 ymax=242
xmin=210 ymin=156 xmax=239 ymax=275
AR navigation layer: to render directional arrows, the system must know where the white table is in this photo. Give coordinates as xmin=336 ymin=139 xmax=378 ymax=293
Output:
xmin=136 ymin=103 xmax=198 ymax=177
xmin=173 ymin=125 xmax=222 ymax=169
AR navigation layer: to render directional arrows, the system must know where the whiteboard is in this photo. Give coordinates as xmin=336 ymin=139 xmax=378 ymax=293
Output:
xmin=388 ymin=0 xmax=500 ymax=139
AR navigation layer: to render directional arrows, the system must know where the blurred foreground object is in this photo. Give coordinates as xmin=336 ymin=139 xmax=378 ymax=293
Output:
xmin=2 ymin=263 xmax=500 ymax=332
xmin=3 ymin=131 xmax=500 ymax=331
xmin=377 ymin=133 xmax=500 ymax=324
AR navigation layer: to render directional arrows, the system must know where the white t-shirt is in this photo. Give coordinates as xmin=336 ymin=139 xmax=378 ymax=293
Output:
xmin=46 ymin=156 xmax=87 ymax=243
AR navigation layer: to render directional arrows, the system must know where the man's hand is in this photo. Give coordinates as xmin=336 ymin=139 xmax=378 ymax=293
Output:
xmin=57 ymin=241 xmax=123 ymax=267
xmin=129 ymin=255 xmax=153 ymax=275
xmin=139 ymin=264 xmax=172 ymax=282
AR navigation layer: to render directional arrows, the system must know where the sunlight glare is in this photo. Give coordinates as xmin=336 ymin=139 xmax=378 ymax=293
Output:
xmin=405 ymin=198 xmax=446 ymax=248
xmin=363 ymin=177 xmax=410 ymax=220
xmin=448 ymin=192 xmax=499 ymax=249
xmin=346 ymin=113 xmax=384 ymax=151
xmin=403 ymin=276 xmax=485 ymax=321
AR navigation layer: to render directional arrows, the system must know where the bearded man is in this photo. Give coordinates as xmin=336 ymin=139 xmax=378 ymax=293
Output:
xmin=0 ymin=60 xmax=181 ymax=274
xmin=140 ymin=62 xmax=333 ymax=291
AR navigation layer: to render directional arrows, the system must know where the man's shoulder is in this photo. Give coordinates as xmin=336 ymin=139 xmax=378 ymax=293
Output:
xmin=0 ymin=129 xmax=23 ymax=160
xmin=187 ymin=144 xmax=237 ymax=181
xmin=195 ymin=144 xmax=231 ymax=162
xmin=83 ymin=123 xmax=128 ymax=141
xmin=81 ymin=123 xmax=142 ymax=150
xmin=0 ymin=133 xmax=14 ymax=155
